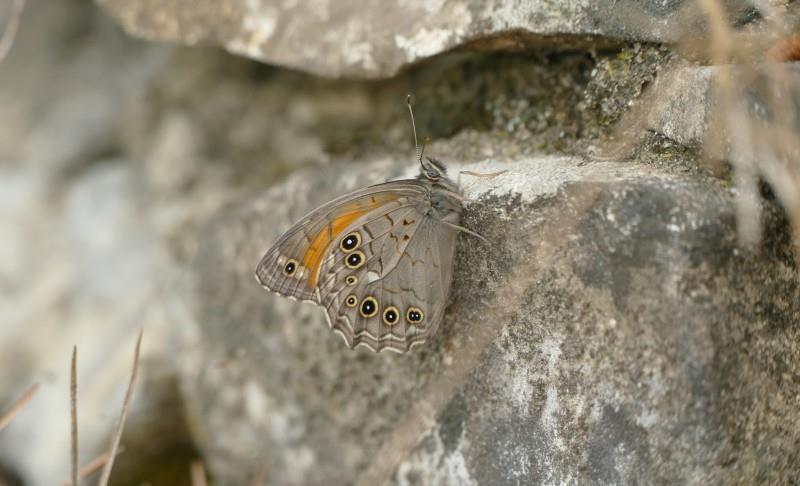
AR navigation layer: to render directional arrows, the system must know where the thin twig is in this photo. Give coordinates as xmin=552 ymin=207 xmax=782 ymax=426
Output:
xmin=190 ymin=460 xmax=208 ymax=486
xmin=0 ymin=0 xmax=26 ymax=64
xmin=97 ymin=329 xmax=144 ymax=486
xmin=70 ymin=346 xmax=78 ymax=486
xmin=697 ymin=0 xmax=734 ymax=62
xmin=60 ymin=447 xmax=126 ymax=486
xmin=0 ymin=383 xmax=39 ymax=432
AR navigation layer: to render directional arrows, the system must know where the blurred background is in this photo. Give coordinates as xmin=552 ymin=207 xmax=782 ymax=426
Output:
xmin=1 ymin=0 xmax=799 ymax=485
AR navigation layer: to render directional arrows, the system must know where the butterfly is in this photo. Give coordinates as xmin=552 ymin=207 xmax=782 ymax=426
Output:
xmin=255 ymin=97 xmax=475 ymax=353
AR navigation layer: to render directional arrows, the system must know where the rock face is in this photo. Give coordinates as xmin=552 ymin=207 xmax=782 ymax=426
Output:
xmin=179 ymin=155 xmax=799 ymax=485
xmin=0 ymin=1 xmax=194 ymax=484
xmin=644 ymin=63 xmax=800 ymax=150
xmin=95 ymin=0 xmax=755 ymax=78
xmin=2 ymin=0 xmax=799 ymax=485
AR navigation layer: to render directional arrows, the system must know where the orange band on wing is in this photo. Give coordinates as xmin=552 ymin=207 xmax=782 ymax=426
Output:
xmin=303 ymin=211 xmax=364 ymax=288
xmin=302 ymin=194 xmax=397 ymax=289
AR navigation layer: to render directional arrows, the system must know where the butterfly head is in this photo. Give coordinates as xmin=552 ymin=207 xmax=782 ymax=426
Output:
xmin=419 ymin=156 xmax=446 ymax=182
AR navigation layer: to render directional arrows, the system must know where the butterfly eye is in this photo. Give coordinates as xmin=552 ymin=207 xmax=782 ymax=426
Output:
xmin=406 ymin=307 xmax=424 ymax=324
xmin=426 ymin=171 xmax=441 ymax=180
xmin=345 ymin=295 xmax=358 ymax=308
xmin=382 ymin=306 xmax=400 ymax=326
xmin=345 ymin=250 xmax=366 ymax=269
xmin=340 ymin=232 xmax=361 ymax=252
xmin=282 ymin=259 xmax=299 ymax=276
xmin=345 ymin=275 xmax=358 ymax=286
xmin=359 ymin=296 xmax=378 ymax=318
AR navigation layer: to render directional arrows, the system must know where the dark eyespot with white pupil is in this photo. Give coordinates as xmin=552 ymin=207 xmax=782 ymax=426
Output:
xmin=345 ymin=251 xmax=365 ymax=269
xmin=282 ymin=259 xmax=298 ymax=276
xmin=340 ymin=232 xmax=361 ymax=252
xmin=345 ymin=295 xmax=358 ymax=307
xmin=359 ymin=297 xmax=378 ymax=318
xmin=383 ymin=306 xmax=399 ymax=326
xmin=407 ymin=307 xmax=424 ymax=324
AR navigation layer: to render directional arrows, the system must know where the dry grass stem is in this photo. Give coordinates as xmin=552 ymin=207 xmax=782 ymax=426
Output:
xmin=70 ymin=346 xmax=78 ymax=486
xmin=60 ymin=448 xmax=126 ymax=486
xmin=697 ymin=0 xmax=800 ymax=253
xmin=0 ymin=383 xmax=39 ymax=432
xmin=604 ymin=0 xmax=800 ymax=255
xmin=97 ymin=329 xmax=144 ymax=486
xmin=190 ymin=460 xmax=208 ymax=486
xmin=0 ymin=0 xmax=26 ymax=64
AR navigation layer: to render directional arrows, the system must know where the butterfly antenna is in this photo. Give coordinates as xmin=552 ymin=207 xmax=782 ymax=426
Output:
xmin=407 ymin=94 xmax=423 ymax=164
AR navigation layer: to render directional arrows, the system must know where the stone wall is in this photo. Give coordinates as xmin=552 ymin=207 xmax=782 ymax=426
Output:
xmin=0 ymin=0 xmax=798 ymax=484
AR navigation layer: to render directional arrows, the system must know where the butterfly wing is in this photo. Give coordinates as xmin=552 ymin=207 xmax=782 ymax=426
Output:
xmin=255 ymin=181 xmax=426 ymax=302
xmin=317 ymin=197 xmax=461 ymax=353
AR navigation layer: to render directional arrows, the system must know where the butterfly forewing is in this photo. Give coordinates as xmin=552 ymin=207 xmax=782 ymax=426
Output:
xmin=255 ymin=182 xmax=426 ymax=301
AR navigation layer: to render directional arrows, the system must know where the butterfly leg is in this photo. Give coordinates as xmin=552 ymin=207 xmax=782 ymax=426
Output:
xmin=442 ymin=221 xmax=489 ymax=245
xmin=459 ymin=169 xmax=509 ymax=178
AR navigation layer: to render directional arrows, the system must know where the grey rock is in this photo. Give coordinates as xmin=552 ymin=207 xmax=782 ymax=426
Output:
xmin=0 ymin=159 xmax=169 ymax=486
xmin=644 ymin=63 xmax=800 ymax=150
xmin=95 ymin=0 xmax=754 ymax=79
xmin=178 ymin=154 xmax=800 ymax=485
xmin=0 ymin=1 xmax=177 ymax=484
xmin=644 ymin=63 xmax=714 ymax=148
xmin=0 ymin=0 xmax=167 ymax=175
xmin=640 ymin=61 xmax=800 ymax=250
xmin=3 ymin=1 xmax=798 ymax=484
xmin=64 ymin=161 xmax=158 ymax=300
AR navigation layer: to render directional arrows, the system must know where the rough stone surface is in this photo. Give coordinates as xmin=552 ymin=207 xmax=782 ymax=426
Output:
xmin=96 ymin=0 xmax=754 ymax=78
xmin=643 ymin=63 xmax=800 ymax=150
xmin=3 ymin=0 xmax=799 ymax=485
xmin=645 ymin=63 xmax=714 ymax=148
xmin=0 ymin=1 xmax=195 ymax=485
xmin=177 ymin=154 xmax=799 ymax=485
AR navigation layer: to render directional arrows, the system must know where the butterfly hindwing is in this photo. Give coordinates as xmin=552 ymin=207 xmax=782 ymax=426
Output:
xmin=318 ymin=206 xmax=460 ymax=353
